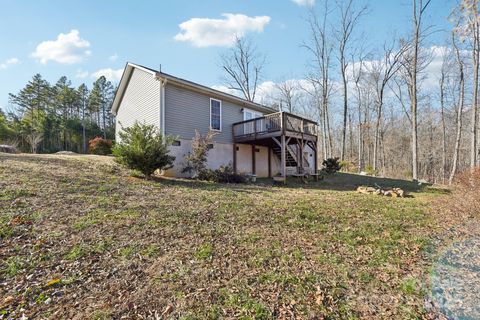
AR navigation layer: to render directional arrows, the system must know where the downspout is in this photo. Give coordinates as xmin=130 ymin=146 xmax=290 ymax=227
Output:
xmin=161 ymin=78 xmax=167 ymax=137
xmin=156 ymin=73 xmax=167 ymax=137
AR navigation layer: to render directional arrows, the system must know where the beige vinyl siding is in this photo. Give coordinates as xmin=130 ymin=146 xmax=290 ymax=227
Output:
xmin=115 ymin=68 xmax=160 ymax=141
xmin=165 ymin=83 xmax=247 ymax=143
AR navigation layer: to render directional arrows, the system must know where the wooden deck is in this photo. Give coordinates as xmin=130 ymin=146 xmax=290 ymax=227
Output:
xmin=231 ymin=112 xmax=319 ymax=181
xmin=232 ymin=112 xmax=317 ymax=144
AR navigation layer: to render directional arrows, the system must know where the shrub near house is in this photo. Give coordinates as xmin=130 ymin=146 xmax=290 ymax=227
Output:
xmin=88 ymin=137 xmax=113 ymax=155
xmin=182 ymin=130 xmax=246 ymax=183
xmin=322 ymin=157 xmax=341 ymax=174
xmin=112 ymin=122 xmax=175 ymax=178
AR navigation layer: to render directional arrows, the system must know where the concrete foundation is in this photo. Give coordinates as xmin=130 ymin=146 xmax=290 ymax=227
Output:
xmin=164 ymin=138 xmax=281 ymax=178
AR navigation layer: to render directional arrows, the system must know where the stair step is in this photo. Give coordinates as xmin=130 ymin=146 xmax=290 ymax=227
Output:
xmin=271 ymin=146 xmax=298 ymax=167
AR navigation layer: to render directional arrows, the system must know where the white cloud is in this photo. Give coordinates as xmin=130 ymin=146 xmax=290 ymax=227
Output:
xmin=0 ymin=57 xmax=20 ymax=70
xmin=213 ymin=79 xmax=313 ymax=105
xmin=291 ymin=0 xmax=315 ymax=6
xmin=91 ymin=68 xmax=123 ymax=82
xmin=31 ymin=30 xmax=91 ymax=64
xmin=211 ymin=85 xmax=240 ymax=96
xmin=255 ymin=79 xmax=315 ymax=105
xmin=109 ymin=53 xmax=118 ymax=62
xmin=212 ymin=82 xmax=280 ymax=105
xmin=75 ymin=69 xmax=89 ymax=79
xmin=422 ymin=46 xmax=451 ymax=91
xmin=174 ymin=13 xmax=271 ymax=47
xmin=255 ymin=81 xmax=277 ymax=102
xmin=212 ymin=82 xmax=279 ymax=103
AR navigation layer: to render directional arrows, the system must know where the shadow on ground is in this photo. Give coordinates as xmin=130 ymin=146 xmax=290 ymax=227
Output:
xmin=152 ymin=172 xmax=449 ymax=195
xmin=298 ymin=172 xmax=448 ymax=193
xmin=1 ymin=153 xmax=449 ymax=195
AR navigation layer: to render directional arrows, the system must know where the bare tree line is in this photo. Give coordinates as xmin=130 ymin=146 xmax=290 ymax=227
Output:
xmin=220 ymin=0 xmax=480 ymax=183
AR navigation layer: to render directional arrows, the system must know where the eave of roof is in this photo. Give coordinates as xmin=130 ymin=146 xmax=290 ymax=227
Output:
xmin=110 ymin=62 xmax=276 ymax=115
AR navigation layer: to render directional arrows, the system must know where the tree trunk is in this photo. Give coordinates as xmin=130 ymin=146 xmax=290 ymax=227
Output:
xmin=348 ymin=113 xmax=354 ymax=160
xmin=341 ymin=63 xmax=348 ymax=160
xmin=326 ymin=104 xmax=333 ymax=158
xmin=102 ymin=101 xmax=107 ymax=139
xmin=82 ymin=96 xmax=86 ymax=154
xmin=321 ymin=100 xmax=328 ymax=160
xmin=449 ymin=32 xmax=465 ymax=184
xmin=373 ymin=101 xmax=382 ymax=173
xmin=471 ymin=22 xmax=479 ymax=169
xmin=440 ymin=64 xmax=447 ymax=183
xmin=410 ymin=0 xmax=421 ymax=181
xmin=357 ymin=103 xmax=363 ymax=172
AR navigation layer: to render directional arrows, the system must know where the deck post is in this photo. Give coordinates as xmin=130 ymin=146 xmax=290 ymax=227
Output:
xmin=281 ymin=134 xmax=286 ymax=180
xmin=252 ymin=144 xmax=256 ymax=175
xmin=268 ymin=146 xmax=272 ymax=178
xmin=233 ymin=143 xmax=237 ymax=174
xmin=300 ymin=138 xmax=304 ymax=173
xmin=296 ymin=139 xmax=301 ymax=174
xmin=232 ymin=125 xmax=237 ymax=174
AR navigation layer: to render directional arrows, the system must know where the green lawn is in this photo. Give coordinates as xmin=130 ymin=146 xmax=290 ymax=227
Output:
xmin=0 ymin=153 xmax=448 ymax=319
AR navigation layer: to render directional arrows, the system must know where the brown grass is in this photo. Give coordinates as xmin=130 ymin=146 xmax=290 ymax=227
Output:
xmin=446 ymin=168 xmax=480 ymax=218
xmin=0 ymin=153 xmax=464 ymax=319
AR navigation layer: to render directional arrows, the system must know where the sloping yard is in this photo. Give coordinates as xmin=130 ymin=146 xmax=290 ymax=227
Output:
xmin=0 ymin=153 xmax=463 ymax=319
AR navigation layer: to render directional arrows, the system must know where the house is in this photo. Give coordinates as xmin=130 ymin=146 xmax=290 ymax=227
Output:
xmin=111 ymin=62 xmax=319 ymax=179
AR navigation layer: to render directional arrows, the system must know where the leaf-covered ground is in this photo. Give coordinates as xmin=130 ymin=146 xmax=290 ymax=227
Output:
xmin=0 ymin=153 xmax=459 ymax=319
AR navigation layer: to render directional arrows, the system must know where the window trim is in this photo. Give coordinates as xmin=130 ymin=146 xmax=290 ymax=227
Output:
xmin=210 ymin=98 xmax=222 ymax=132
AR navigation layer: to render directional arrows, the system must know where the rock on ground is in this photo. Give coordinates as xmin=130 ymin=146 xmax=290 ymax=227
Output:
xmin=0 ymin=145 xmax=19 ymax=154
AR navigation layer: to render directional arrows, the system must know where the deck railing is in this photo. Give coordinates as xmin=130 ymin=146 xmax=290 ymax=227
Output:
xmin=233 ymin=112 xmax=317 ymax=139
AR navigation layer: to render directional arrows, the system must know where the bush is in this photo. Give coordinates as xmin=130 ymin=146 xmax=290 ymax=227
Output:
xmin=339 ymin=160 xmax=356 ymax=173
xmin=88 ymin=137 xmax=113 ymax=155
xmin=112 ymin=122 xmax=175 ymax=178
xmin=198 ymin=164 xmax=246 ymax=183
xmin=181 ymin=131 xmax=245 ymax=183
xmin=365 ymin=165 xmax=377 ymax=176
xmin=321 ymin=157 xmax=341 ymax=174
xmin=439 ymin=168 xmax=480 ymax=219
xmin=182 ymin=130 xmax=217 ymax=177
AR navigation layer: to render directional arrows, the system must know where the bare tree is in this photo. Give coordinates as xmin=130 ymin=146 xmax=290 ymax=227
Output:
xmin=336 ymin=0 xmax=367 ymax=161
xmin=302 ymin=80 xmax=333 ymax=159
xmin=276 ymin=80 xmax=299 ymax=113
xmin=457 ymin=0 xmax=480 ymax=168
xmin=25 ymin=130 xmax=43 ymax=154
xmin=368 ymin=40 xmax=406 ymax=173
xmin=406 ymin=0 xmax=432 ymax=181
xmin=439 ymin=46 xmax=449 ymax=183
xmin=304 ymin=2 xmax=335 ymax=159
xmin=352 ymin=55 xmax=364 ymax=171
xmin=467 ymin=0 xmax=480 ymax=167
xmin=220 ymin=36 xmax=265 ymax=102
xmin=351 ymin=49 xmax=370 ymax=172
xmin=449 ymin=29 xmax=466 ymax=183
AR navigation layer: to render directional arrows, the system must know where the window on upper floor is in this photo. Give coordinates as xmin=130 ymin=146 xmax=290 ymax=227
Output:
xmin=243 ymin=108 xmax=263 ymax=134
xmin=210 ymin=98 xmax=222 ymax=131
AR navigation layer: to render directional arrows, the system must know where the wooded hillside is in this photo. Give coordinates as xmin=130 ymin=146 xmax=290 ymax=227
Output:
xmin=1 ymin=74 xmax=115 ymax=153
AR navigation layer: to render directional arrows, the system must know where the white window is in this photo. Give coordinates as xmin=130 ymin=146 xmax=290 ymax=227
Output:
xmin=243 ymin=109 xmax=263 ymax=134
xmin=210 ymin=98 xmax=222 ymax=131
xmin=243 ymin=109 xmax=262 ymax=121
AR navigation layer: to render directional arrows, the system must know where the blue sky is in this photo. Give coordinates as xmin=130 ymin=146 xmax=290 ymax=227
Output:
xmin=0 ymin=0 xmax=454 ymax=110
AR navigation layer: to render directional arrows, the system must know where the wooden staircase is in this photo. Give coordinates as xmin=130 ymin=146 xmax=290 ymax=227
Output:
xmin=272 ymin=145 xmax=297 ymax=167
xmin=272 ymin=144 xmax=311 ymax=173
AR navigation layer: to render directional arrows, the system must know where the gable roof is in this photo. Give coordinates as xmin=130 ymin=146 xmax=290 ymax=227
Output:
xmin=111 ymin=62 xmax=275 ymax=115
